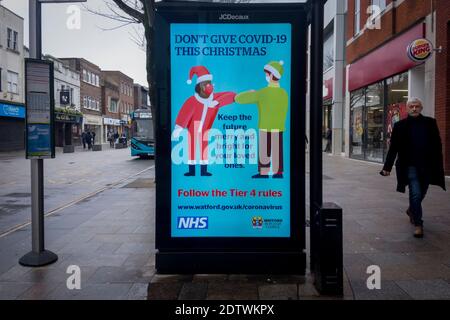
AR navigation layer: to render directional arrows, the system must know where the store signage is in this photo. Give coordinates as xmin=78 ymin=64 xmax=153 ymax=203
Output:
xmin=55 ymin=112 xmax=81 ymax=123
xmin=0 ymin=103 xmax=25 ymax=118
xmin=25 ymin=59 xmax=55 ymax=159
xmin=103 ymin=118 xmax=121 ymax=126
xmin=407 ymin=38 xmax=433 ymax=63
xmin=84 ymin=115 xmax=102 ymax=125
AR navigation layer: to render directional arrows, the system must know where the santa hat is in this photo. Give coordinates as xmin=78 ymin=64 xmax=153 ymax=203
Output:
xmin=187 ymin=66 xmax=213 ymax=85
xmin=264 ymin=60 xmax=284 ymax=79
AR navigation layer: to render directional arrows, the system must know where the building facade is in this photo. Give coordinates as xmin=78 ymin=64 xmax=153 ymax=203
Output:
xmin=60 ymin=58 xmax=103 ymax=145
xmin=345 ymin=0 xmax=449 ymax=174
xmin=44 ymin=55 xmax=82 ymax=147
xmin=102 ymin=71 xmax=134 ymax=140
xmin=133 ymin=84 xmax=150 ymax=111
xmin=101 ymin=73 xmax=121 ymax=144
xmin=0 ymin=5 xmax=25 ymax=152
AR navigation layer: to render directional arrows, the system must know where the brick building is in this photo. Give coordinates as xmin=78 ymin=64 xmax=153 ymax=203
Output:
xmin=60 ymin=58 xmax=103 ymax=145
xmin=102 ymin=71 xmax=134 ymax=139
xmin=345 ymin=0 xmax=450 ymax=174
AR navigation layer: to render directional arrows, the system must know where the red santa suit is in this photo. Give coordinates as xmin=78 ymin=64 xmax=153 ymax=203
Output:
xmin=175 ymin=91 xmax=236 ymax=164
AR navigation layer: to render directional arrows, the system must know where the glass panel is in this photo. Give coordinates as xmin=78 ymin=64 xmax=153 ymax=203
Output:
xmin=365 ymin=82 xmax=384 ymax=162
xmin=350 ymin=89 xmax=365 ymax=158
xmin=386 ymin=72 xmax=409 ymax=150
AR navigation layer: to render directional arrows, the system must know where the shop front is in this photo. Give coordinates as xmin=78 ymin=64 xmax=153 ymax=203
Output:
xmin=55 ymin=111 xmax=83 ymax=147
xmin=103 ymin=117 xmax=121 ymax=143
xmin=0 ymin=102 xmax=26 ymax=152
xmin=349 ymin=73 xmax=409 ymax=162
xmin=83 ymin=114 xmax=103 ymax=145
xmin=348 ymin=23 xmax=429 ymax=163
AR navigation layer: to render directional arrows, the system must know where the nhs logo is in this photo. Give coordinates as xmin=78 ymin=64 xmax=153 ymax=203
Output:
xmin=177 ymin=217 xmax=208 ymax=229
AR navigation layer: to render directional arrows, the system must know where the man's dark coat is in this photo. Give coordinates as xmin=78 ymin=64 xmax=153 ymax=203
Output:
xmin=383 ymin=115 xmax=446 ymax=193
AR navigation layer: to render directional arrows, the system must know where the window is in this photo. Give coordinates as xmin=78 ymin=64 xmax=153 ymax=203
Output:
xmin=83 ymin=70 xmax=87 ymax=82
xmin=7 ymin=71 xmax=19 ymax=94
xmin=109 ymin=98 xmax=118 ymax=113
xmin=13 ymin=31 xmax=18 ymax=51
xmin=354 ymin=0 xmax=361 ymax=35
xmin=372 ymin=0 xmax=386 ymax=12
xmin=95 ymin=75 xmax=99 ymax=87
xmin=7 ymin=28 xmax=18 ymax=50
xmin=386 ymin=72 xmax=409 ymax=149
xmin=323 ymin=33 xmax=334 ymax=70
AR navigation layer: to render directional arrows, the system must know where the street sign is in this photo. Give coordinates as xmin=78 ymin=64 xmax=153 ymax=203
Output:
xmin=25 ymin=59 xmax=55 ymax=159
xmin=154 ymin=1 xmax=307 ymax=274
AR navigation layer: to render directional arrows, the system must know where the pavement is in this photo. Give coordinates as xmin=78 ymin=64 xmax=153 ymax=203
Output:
xmin=0 ymin=147 xmax=449 ymax=300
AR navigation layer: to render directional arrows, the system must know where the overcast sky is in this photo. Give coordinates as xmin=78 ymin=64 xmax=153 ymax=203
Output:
xmin=1 ymin=0 xmax=148 ymax=85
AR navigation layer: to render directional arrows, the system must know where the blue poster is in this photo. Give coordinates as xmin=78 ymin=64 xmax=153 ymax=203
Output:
xmin=171 ymin=23 xmax=292 ymax=237
xmin=0 ymin=103 xmax=25 ymax=118
xmin=27 ymin=124 xmax=52 ymax=157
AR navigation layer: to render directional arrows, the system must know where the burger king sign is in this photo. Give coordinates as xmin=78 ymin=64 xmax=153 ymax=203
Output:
xmin=407 ymin=38 xmax=433 ymax=63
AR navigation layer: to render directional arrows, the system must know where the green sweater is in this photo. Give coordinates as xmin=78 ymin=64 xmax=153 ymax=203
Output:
xmin=235 ymin=85 xmax=289 ymax=131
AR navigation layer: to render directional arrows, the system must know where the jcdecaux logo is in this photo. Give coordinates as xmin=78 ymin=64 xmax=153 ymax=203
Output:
xmin=177 ymin=217 xmax=208 ymax=229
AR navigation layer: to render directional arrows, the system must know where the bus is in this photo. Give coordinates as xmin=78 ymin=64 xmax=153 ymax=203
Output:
xmin=130 ymin=109 xmax=155 ymax=158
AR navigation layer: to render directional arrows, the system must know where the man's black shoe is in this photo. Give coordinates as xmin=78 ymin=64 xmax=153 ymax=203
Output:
xmin=273 ymin=174 xmax=284 ymax=179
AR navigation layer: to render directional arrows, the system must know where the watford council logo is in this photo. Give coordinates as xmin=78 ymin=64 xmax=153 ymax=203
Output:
xmin=252 ymin=216 xmax=263 ymax=229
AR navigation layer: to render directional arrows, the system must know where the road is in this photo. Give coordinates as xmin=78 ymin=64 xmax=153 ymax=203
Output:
xmin=0 ymin=147 xmax=154 ymax=235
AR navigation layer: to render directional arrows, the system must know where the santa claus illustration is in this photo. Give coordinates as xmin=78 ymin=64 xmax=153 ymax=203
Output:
xmin=172 ymin=66 xmax=236 ymax=176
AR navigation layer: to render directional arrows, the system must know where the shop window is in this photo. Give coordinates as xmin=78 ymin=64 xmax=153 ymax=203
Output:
xmin=365 ymin=82 xmax=384 ymax=162
xmin=386 ymin=72 xmax=409 ymax=149
xmin=350 ymin=89 xmax=365 ymax=158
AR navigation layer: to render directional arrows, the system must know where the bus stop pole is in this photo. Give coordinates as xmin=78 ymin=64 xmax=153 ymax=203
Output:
xmin=19 ymin=0 xmax=58 ymax=267
xmin=309 ymin=0 xmax=325 ymax=271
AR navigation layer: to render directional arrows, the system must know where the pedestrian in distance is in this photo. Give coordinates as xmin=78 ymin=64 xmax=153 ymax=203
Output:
xmin=108 ymin=131 xmax=114 ymax=148
xmin=324 ymin=127 xmax=332 ymax=153
xmin=81 ymin=131 xmax=87 ymax=149
xmin=91 ymin=131 xmax=96 ymax=145
xmin=380 ymin=97 xmax=446 ymax=238
xmin=86 ymin=131 xmax=92 ymax=150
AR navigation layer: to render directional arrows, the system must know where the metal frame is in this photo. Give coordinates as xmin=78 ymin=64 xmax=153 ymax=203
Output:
xmin=154 ymin=1 xmax=308 ymax=273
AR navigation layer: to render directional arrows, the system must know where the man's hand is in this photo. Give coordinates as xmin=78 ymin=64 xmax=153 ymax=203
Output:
xmin=172 ymin=126 xmax=184 ymax=140
xmin=380 ymin=170 xmax=391 ymax=177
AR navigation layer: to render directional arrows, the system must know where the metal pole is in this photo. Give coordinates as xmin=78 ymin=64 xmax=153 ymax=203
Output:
xmin=20 ymin=0 xmax=57 ymax=267
xmin=309 ymin=0 xmax=325 ymax=271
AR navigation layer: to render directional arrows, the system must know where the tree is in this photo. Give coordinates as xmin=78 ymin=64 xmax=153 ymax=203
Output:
xmin=87 ymin=0 xmax=251 ymax=141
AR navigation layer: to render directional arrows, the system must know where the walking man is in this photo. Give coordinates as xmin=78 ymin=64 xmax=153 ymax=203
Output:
xmin=81 ymin=131 xmax=87 ymax=149
xmin=381 ymin=97 xmax=446 ymax=238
